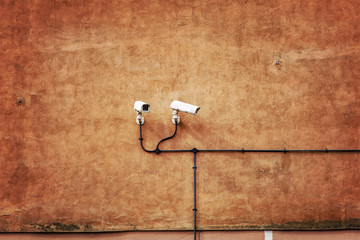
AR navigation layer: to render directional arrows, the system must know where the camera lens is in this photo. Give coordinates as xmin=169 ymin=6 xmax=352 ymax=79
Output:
xmin=143 ymin=105 xmax=149 ymax=111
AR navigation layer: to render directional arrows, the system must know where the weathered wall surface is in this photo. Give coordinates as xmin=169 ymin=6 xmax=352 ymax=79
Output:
xmin=1 ymin=231 xmax=358 ymax=240
xmin=0 ymin=0 xmax=359 ymax=232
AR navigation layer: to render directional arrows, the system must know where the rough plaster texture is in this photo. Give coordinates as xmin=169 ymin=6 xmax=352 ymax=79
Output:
xmin=0 ymin=231 xmax=359 ymax=240
xmin=0 ymin=0 xmax=359 ymax=232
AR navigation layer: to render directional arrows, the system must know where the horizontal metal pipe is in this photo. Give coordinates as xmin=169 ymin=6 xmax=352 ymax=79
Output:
xmin=159 ymin=149 xmax=194 ymax=153
xmin=140 ymin=122 xmax=360 ymax=154
xmin=198 ymin=149 xmax=360 ymax=153
xmin=138 ymin=122 xmax=359 ymax=240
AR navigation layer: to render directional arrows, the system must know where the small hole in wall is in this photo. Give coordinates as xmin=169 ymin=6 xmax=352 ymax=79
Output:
xmin=275 ymin=60 xmax=282 ymax=71
xmin=17 ymin=97 xmax=24 ymax=105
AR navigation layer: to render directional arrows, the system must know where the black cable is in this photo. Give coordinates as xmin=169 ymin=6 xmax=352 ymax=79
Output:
xmin=193 ymin=150 xmax=197 ymax=240
xmin=139 ymin=122 xmax=155 ymax=153
xmin=138 ymin=122 xmax=360 ymax=240
xmin=139 ymin=121 xmax=183 ymax=153
xmin=154 ymin=121 xmax=178 ymax=154
xmin=198 ymin=149 xmax=360 ymax=153
xmin=140 ymin=122 xmax=360 ymax=153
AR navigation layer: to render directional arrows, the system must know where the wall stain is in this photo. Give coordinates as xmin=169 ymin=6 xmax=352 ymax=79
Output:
xmin=1 ymin=0 xmax=360 ymax=232
xmin=204 ymin=218 xmax=360 ymax=230
xmin=31 ymin=223 xmax=81 ymax=232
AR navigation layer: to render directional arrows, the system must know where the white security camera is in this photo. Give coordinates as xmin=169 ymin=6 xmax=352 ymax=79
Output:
xmin=134 ymin=101 xmax=150 ymax=125
xmin=170 ymin=100 xmax=200 ymax=124
xmin=134 ymin=101 xmax=150 ymax=113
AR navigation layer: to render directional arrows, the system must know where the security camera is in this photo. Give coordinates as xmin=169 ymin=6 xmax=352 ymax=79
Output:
xmin=170 ymin=100 xmax=200 ymax=124
xmin=170 ymin=100 xmax=200 ymax=115
xmin=134 ymin=101 xmax=150 ymax=113
xmin=134 ymin=101 xmax=150 ymax=125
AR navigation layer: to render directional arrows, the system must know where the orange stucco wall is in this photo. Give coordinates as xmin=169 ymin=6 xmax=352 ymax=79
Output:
xmin=0 ymin=231 xmax=360 ymax=240
xmin=1 ymin=0 xmax=359 ymax=232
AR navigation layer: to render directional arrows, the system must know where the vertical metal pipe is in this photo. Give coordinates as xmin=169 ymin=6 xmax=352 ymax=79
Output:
xmin=193 ymin=150 xmax=197 ymax=240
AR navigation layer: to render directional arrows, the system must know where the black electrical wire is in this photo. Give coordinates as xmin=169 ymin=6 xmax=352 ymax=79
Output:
xmin=138 ymin=122 xmax=360 ymax=240
xmin=198 ymin=149 xmax=360 ymax=153
xmin=139 ymin=121 xmax=193 ymax=153
xmin=193 ymin=150 xmax=197 ymax=240
xmin=138 ymin=122 xmax=155 ymax=153
xmin=154 ymin=122 xmax=178 ymax=154
xmin=139 ymin=121 xmax=182 ymax=153
xmin=139 ymin=123 xmax=360 ymax=153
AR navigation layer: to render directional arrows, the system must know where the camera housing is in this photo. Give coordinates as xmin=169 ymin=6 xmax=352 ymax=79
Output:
xmin=170 ymin=100 xmax=200 ymax=124
xmin=134 ymin=101 xmax=150 ymax=125
xmin=134 ymin=101 xmax=150 ymax=113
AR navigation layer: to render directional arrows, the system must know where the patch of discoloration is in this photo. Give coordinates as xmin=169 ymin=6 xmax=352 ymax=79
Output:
xmin=1 ymin=0 xmax=359 ymax=232
xmin=202 ymin=218 xmax=360 ymax=230
xmin=30 ymin=223 xmax=81 ymax=232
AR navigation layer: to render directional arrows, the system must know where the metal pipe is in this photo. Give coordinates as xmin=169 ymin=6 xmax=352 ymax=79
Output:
xmin=139 ymin=122 xmax=181 ymax=153
xmin=160 ymin=149 xmax=193 ymax=153
xmin=139 ymin=122 xmax=360 ymax=154
xmin=198 ymin=149 xmax=360 ymax=153
xmin=139 ymin=122 xmax=155 ymax=153
xmin=192 ymin=148 xmax=199 ymax=240
xmin=138 ymin=122 xmax=360 ymax=240
xmin=154 ymin=122 xmax=178 ymax=154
